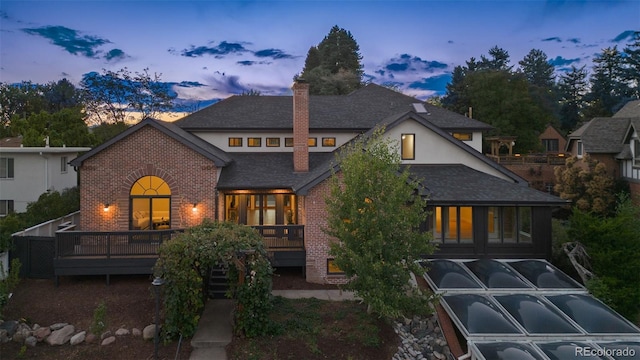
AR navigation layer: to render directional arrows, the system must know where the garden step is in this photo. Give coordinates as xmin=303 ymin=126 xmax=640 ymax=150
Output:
xmin=190 ymin=299 xmax=234 ymax=349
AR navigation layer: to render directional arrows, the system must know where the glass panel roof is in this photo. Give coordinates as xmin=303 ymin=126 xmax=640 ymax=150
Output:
xmin=495 ymin=294 xmax=580 ymax=334
xmin=464 ymin=259 xmax=530 ymax=289
xmin=443 ymin=294 xmax=521 ymax=334
xmin=424 ymin=259 xmax=482 ymax=289
xmin=475 ymin=342 xmax=546 ymax=360
xmin=546 ymin=294 xmax=640 ymax=334
xmin=538 ymin=341 xmax=609 ymax=360
xmin=508 ymin=260 xmax=583 ymax=289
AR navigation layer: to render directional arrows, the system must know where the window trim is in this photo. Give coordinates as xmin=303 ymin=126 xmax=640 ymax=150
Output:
xmin=248 ymin=137 xmax=262 ymax=147
xmin=60 ymin=156 xmax=68 ymax=173
xmin=487 ymin=206 xmax=532 ymax=244
xmin=431 ymin=206 xmax=473 ymax=244
xmin=577 ymin=141 xmax=583 ymax=157
xmin=401 ymin=134 xmax=415 ymax=160
xmin=228 ymin=137 xmax=243 ymax=147
xmin=285 ymin=137 xmax=294 ymax=147
xmin=541 ymin=138 xmax=559 ymax=152
xmin=308 ymin=138 xmax=317 ymax=147
xmin=0 ymin=200 xmax=14 ymax=216
xmin=266 ymin=137 xmax=281 ymax=147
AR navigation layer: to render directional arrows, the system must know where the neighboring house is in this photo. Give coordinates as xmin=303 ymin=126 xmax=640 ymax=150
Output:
xmin=0 ymin=136 xmax=90 ymax=215
xmin=68 ymin=83 xmax=566 ymax=284
xmin=565 ymin=99 xmax=640 ymax=204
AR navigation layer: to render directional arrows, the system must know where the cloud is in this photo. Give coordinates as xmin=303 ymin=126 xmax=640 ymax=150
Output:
xmin=383 ymin=54 xmax=448 ymax=74
xmin=177 ymin=41 xmax=249 ymax=58
xmin=542 ymin=37 xmax=562 ymax=43
xmin=567 ymin=38 xmax=581 ymax=44
xmin=105 ymin=48 xmax=127 ymax=62
xmin=253 ymin=48 xmax=295 ymax=59
xmin=407 ymin=73 xmax=452 ymax=96
xmin=237 ymin=60 xmax=272 ymax=66
xmin=613 ymin=30 xmax=637 ymax=43
xmin=22 ymin=25 xmax=110 ymax=58
xmin=175 ymin=81 xmax=207 ymax=88
xmin=548 ymin=56 xmax=580 ymax=67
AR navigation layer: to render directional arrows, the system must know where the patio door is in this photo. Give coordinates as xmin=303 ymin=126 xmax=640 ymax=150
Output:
xmin=130 ymin=176 xmax=171 ymax=230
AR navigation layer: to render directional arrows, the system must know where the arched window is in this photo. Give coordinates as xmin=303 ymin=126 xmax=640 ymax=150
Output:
xmin=130 ymin=176 xmax=171 ymax=230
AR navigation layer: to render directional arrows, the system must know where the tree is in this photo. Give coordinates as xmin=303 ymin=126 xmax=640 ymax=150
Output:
xmin=623 ymin=31 xmax=640 ymax=98
xmin=568 ymin=195 xmax=640 ymax=320
xmin=8 ymin=107 xmax=96 ymax=147
xmin=325 ymin=128 xmax=436 ymax=318
xmin=80 ymin=67 xmax=176 ymax=125
xmin=585 ymin=46 xmax=630 ymax=117
xmin=519 ymin=49 xmax=555 ymax=89
xmin=0 ymin=81 xmax=48 ymax=130
xmin=297 ymin=26 xmax=363 ymax=95
xmin=43 ymin=78 xmax=82 ymax=113
xmin=554 ymin=155 xmax=616 ymax=216
xmin=478 ymin=46 xmax=512 ymax=71
xmin=558 ymin=66 xmax=588 ymax=132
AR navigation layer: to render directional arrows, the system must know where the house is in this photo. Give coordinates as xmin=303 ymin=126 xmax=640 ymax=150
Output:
xmin=565 ymin=99 xmax=640 ymax=204
xmin=67 ymin=82 xmax=566 ymax=284
xmin=0 ymin=136 xmax=90 ymax=215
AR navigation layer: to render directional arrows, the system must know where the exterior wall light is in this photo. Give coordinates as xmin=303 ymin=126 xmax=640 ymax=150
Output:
xmin=192 ymin=203 xmax=198 ymax=212
xmin=103 ymin=203 xmax=110 ymax=212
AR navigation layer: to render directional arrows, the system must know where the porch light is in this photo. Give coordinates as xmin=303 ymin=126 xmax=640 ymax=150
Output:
xmin=103 ymin=203 xmax=110 ymax=212
xmin=192 ymin=203 xmax=198 ymax=212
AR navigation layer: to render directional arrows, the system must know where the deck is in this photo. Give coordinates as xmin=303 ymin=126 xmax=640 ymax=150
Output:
xmin=54 ymin=225 xmax=305 ymax=283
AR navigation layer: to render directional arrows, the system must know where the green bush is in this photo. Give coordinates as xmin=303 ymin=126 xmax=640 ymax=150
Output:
xmin=0 ymin=259 xmax=22 ymax=319
xmin=90 ymin=301 xmax=107 ymax=335
xmin=154 ymin=220 xmax=273 ymax=339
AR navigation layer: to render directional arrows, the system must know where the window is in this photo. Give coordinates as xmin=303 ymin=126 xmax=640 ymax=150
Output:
xmin=634 ymin=139 xmax=640 ymax=167
xmin=432 ymin=206 xmax=473 ymax=244
xmin=542 ymin=139 xmax=559 ymax=152
xmin=229 ymin=137 xmax=242 ymax=147
xmin=0 ymin=158 xmax=14 ymax=179
xmin=401 ymin=134 xmax=415 ymax=160
xmin=248 ymin=138 xmax=262 ymax=147
xmin=322 ymin=137 xmax=336 ymax=147
xmin=453 ymin=132 xmax=473 ymax=141
xmin=285 ymin=137 xmax=294 ymax=147
xmin=225 ymin=193 xmax=297 ymax=226
xmin=327 ymin=259 xmax=344 ymax=274
xmin=577 ymin=141 xmax=583 ymax=157
xmin=488 ymin=206 xmax=532 ymax=244
xmin=0 ymin=200 xmax=14 ymax=216
xmin=308 ymin=138 xmax=317 ymax=147
xmin=60 ymin=156 xmax=68 ymax=173
xmin=130 ymin=176 xmax=171 ymax=230
xmin=266 ymin=138 xmax=280 ymax=147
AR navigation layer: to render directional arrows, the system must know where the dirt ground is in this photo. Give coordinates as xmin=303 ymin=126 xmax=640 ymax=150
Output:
xmin=0 ymin=267 xmax=343 ymax=360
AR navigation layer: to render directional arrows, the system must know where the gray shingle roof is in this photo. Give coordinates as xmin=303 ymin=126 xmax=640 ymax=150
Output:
xmin=407 ymin=164 xmax=568 ymax=205
xmin=613 ymin=99 xmax=640 ymax=118
xmin=174 ymin=84 xmax=493 ymax=131
xmin=567 ymin=117 xmax=631 ymax=154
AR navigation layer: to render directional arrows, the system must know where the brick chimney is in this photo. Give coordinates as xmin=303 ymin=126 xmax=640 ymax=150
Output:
xmin=292 ymin=80 xmax=309 ymax=172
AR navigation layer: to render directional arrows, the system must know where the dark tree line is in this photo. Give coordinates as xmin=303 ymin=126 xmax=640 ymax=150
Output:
xmin=442 ymin=32 xmax=640 ymax=154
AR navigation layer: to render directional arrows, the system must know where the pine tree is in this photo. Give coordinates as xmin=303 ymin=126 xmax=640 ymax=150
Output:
xmin=586 ymin=46 xmax=631 ymax=116
xmin=623 ymin=31 xmax=640 ymax=98
xmin=519 ymin=49 xmax=555 ymax=88
xmin=558 ymin=66 xmax=588 ymax=131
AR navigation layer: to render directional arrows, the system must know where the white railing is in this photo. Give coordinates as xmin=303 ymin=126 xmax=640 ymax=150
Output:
xmin=11 ymin=211 xmax=81 ymax=237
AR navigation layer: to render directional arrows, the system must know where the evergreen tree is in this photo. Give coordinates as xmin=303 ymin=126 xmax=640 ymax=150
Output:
xmin=519 ymin=49 xmax=555 ymax=88
xmin=623 ymin=31 xmax=640 ymax=98
xmin=478 ymin=46 xmax=512 ymax=71
xmin=586 ymin=46 xmax=631 ymax=117
xmin=558 ymin=66 xmax=588 ymax=131
xmin=297 ymin=26 xmax=363 ymax=95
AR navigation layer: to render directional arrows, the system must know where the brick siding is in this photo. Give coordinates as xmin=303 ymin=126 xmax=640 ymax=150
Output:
xmin=78 ymin=125 xmax=218 ymax=231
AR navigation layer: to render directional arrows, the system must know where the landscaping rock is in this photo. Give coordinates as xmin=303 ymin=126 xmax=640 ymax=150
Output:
xmin=132 ymin=328 xmax=142 ymax=337
xmin=142 ymin=324 xmax=157 ymax=340
xmin=49 ymin=323 xmax=68 ymax=331
xmin=12 ymin=323 xmax=31 ymax=344
xmin=25 ymin=336 xmax=38 ymax=347
xmin=0 ymin=329 xmax=9 ymax=343
xmin=100 ymin=330 xmax=112 ymax=340
xmin=0 ymin=320 xmax=18 ymax=337
xmin=101 ymin=336 xmax=116 ymax=346
xmin=70 ymin=331 xmax=86 ymax=345
xmin=46 ymin=324 xmax=75 ymax=346
xmin=115 ymin=327 xmax=130 ymax=336
xmin=34 ymin=326 xmax=51 ymax=341
xmin=85 ymin=333 xmax=97 ymax=344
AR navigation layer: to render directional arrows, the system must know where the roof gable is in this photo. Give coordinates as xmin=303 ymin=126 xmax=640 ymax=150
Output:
xmin=70 ymin=118 xmax=231 ymax=167
xmin=567 ymin=117 xmax=630 ymax=154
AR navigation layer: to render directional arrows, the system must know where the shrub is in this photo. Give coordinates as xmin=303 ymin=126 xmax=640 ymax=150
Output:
xmin=90 ymin=301 xmax=107 ymax=335
xmin=0 ymin=259 xmax=22 ymax=319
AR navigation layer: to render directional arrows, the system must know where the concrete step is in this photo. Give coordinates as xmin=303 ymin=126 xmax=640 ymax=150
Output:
xmin=189 ymin=346 xmax=228 ymax=360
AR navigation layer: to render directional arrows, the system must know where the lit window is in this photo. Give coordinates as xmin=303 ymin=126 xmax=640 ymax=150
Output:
xmin=0 ymin=200 xmax=14 ymax=216
xmin=452 ymin=132 xmax=472 ymax=141
xmin=322 ymin=137 xmax=336 ymax=147
xmin=229 ymin=137 xmax=242 ymax=147
xmin=130 ymin=176 xmax=171 ymax=230
xmin=401 ymin=134 xmax=415 ymax=160
xmin=60 ymin=156 xmax=68 ymax=173
xmin=432 ymin=206 xmax=473 ymax=244
xmin=285 ymin=138 xmax=294 ymax=147
xmin=488 ymin=206 xmax=532 ymax=244
xmin=0 ymin=158 xmax=14 ymax=179
xmin=327 ymin=259 xmax=344 ymax=274
xmin=308 ymin=138 xmax=317 ymax=147
xmin=248 ymin=138 xmax=262 ymax=147
xmin=266 ymin=138 xmax=280 ymax=147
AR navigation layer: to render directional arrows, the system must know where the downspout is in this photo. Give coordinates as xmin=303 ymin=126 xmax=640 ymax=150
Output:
xmin=39 ymin=152 xmax=49 ymax=193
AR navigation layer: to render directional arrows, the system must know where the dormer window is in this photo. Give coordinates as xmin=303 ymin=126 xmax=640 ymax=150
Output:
xmin=577 ymin=141 xmax=583 ymax=158
xmin=453 ymin=132 xmax=472 ymax=141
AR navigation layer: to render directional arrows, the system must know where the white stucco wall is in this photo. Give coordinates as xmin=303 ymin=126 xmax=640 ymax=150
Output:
xmin=0 ymin=148 xmax=87 ymax=213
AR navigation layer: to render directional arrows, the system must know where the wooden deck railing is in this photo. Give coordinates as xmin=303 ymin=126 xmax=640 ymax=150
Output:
xmin=251 ymin=225 xmax=305 ymax=250
xmin=487 ymin=154 xmax=568 ymax=165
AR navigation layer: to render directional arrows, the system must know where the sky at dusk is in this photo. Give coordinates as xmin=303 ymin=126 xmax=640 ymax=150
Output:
xmin=1 ymin=0 xmax=638 ymax=108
